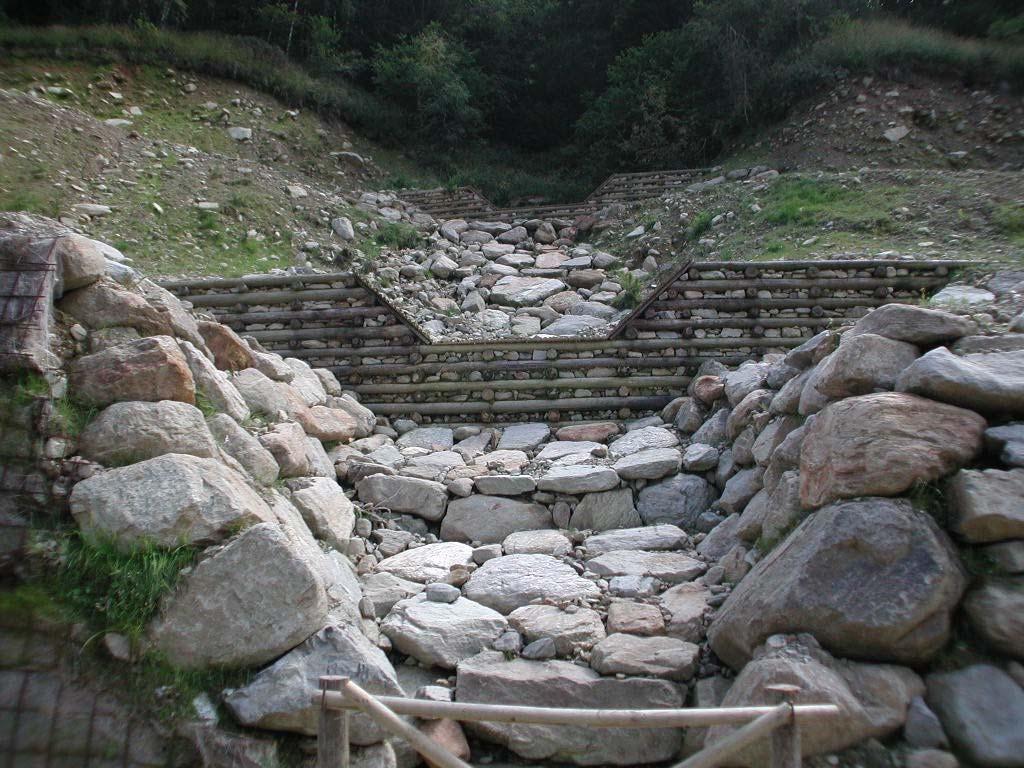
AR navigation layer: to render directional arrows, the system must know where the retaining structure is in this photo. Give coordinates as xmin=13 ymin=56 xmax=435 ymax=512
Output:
xmin=160 ymin=258 xmax=962 ymax=422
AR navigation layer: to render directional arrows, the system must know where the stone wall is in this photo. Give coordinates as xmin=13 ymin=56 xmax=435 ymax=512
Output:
xmin=160 ymin=259 xmax=962 ymax=422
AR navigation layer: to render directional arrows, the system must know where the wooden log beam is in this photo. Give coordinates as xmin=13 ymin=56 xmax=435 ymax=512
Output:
xmin=364 ymin=395 xmax=673 ymax=416
xmin=186 ymin=287 xmax=368 ymax=308
xmin=350 ymin=375 xmax=687 ymax=396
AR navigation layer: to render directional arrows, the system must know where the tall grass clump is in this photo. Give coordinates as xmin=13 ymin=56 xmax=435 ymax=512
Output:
xmin=55 ymin=532 xmax=197 ymax=640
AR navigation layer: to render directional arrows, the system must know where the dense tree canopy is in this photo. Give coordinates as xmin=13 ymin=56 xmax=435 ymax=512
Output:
xmin=2 ymin=0 xmax=1020 ymax=177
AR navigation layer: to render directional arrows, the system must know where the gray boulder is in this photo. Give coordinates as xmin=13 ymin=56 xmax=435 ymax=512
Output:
xmin=569 ymin=489 xmax=641 ymax=531
xmin=496 ymin=423 xmax=550 ymax=451
xmin=847 ymin=303 xmax=976 ymax=345
xmin=207 ymin=413 xmax=279 ymax=486
xmin=179 ymin=340 xmax=251 ymax=422
xmin=356 ymin=475 xmax=448 ymax=521
xmin=287 ymin=477 xmax=355 ymax=550
xmin=584 ymin=525 xmax=687 ymax=556
xmin=586 ymin=550 xmax=705 ymax=583
xmin=897 ymin=348 xmax=1024 ymax=415
xmin=78 ymin=400 xmax=216 ymax=465
xmin=375 ymin=542 xmax=474 ymax=583
xmin=962 ymin=577 xmax=1024 ymax=661
xmin=464 ymin=554 xmax=601 ymax=614
xmin=613 ymin=448 xmax=682 ymax=480
xmin=150 ymin=523 xmax=329 ymax=668
xmin=926 ymin=665 xmax=1024 ymax=767
xmin=503 ymin=529 xmax=572 ymax=556
xmin=948 ymin=468 xmax=1024 ymax=543
xmin=70 ymin=454 xmax=274 ymax=551
xmin=440 ymin=495 xmax=552 ymax=543
xmin=396 ymin=427 xmax=454 ymax=452
xmin=708 ymin=498 xmax=966 ymax=668
xmin=360 ymin=572 xmax=424 ymax=617
xmin=456 ymin=651 xmax=682 ymax=765
xmin=537 ymin=465 xmax=619 ymax=494
xmin=224 ymin=622 xmax=402 ymax=744
xmin=507 ymin=605 xmax=606 ymax=655
xmin=590 ymin=634 xmax=699 ymax=681
xmin=637 ymin=473 xmax=717 ymax=528
xmin=608 ymin=426 xmax=679 ymax=458
xmin=813 ymin=333 xmax=919 ymax=398
xmin=382 ymin=594 xmax=507 ymax=669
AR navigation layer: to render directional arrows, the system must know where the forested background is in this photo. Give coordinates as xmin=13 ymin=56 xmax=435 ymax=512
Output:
xmin=2 ymin=0 xmax=1022 ymax=197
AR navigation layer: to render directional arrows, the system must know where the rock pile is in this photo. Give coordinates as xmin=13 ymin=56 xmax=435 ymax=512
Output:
xmin=362 ymin=216 xmax=643 ymax=341
xmin=11 ymin=214 xmax=1024 ymax=768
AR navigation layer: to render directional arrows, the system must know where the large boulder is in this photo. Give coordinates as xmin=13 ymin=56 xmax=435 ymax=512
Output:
xmin=360 ymin=571 xmax=424 ymax=617
xmin=636 ymin=474 xmax=716 ymax=528
xmin=464 ymin=554 xmax=601 ymax=614
xmin=926 ymin=665 xmax=1024 ymax=768
xmin=382 ymin=595 xmax=507 ymax=669
xmin=812 ymin=333 xmax=919 ymax=399
xmin=608 ymin=427 xmax=679 ymax=459
xmin=78 ymin=400 xmax=216 ymax=465
xmin=287 ymin=477 xmax=355 ymax=550
xmin=613 ymin=448 xmax=682 ymax=480
xmin=440 ymin=495 xmax=552 ymax=543
xmin=57 ymin=277 xmax=172 ymax=336
xmin=136 ymin=278 xmax=208 ymax=351
xmin=259 ymin=421 xmax=313 ymax=478
xmin=356 ymin=475 xmax=448 ymax=522
xmin=537 ymin=465 xmax=619 ymax=494
xmin=232 ymin=367 xmax=293 ymax=416
xmin=375 ymin=542 xmax=474 ymax=583
xmin=585 ymin=550 xmax=705 ymax=584
xmin=56 ymin=234 xmax=107 ymax=291
xmin=178 ymin=340 xmax=250 ymax=422
xmin=197 ymin=320 xmax=253 ymax=370
xmin=507 ymin=605 xmax=606 ymax=655
xmin=846 ymin=303 xmax=976 ymax=345
xmin=456 ymin=651 xmax=683 ymax=765
xmin=962 ymin=577 xmax=1024 ymax=661
xmin=68 ymin=335 xmax=195 ymax=407
xmin=947 ymin=468 xmax=1024 ymax=543
xmin=584 ymin=525 xmax=687 ymax=556
xmin=149 ymin=523 xmax=329 ymax=668
xmin=569 ymin=488 xmax=641 ymax=531
xmin=705 ymin=634 xmax=923 ymax=766
xmin=69 ymin=454 xmax=274 ymax=550
xmin=224 ymin=622 xmax=402 ymax=744
xmin=490 ymin=276 xmax=567 ymax=307
xmin=708 ymin=498 xmax=966 ymax=668
xmin=207 ymin=413 xmax=279 ymax=486
xmin=897 ymin=348 xmax=1024 ymax=416
xmin=800 ymin=392 xmax=985 ymax=509
xmin=590 ymin=634 xmax=698 ymax=681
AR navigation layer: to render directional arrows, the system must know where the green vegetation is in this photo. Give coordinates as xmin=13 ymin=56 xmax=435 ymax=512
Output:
xmin=51 ymin=395 xmax=97 ymax=437
xmin=611 ymin=269 xmax=646 ymax=310
xmin=54 ymin=531 xmax=197 ymax=640
xmin=371 ymin=221 xmax=421 ymax=252
xmin=759 ymin=178 xmax=903 ymax=231
xmin=994 ymin=203 xmax=1024 ymax=243
xmin=688 ymin=211 xmax=714 ymax=241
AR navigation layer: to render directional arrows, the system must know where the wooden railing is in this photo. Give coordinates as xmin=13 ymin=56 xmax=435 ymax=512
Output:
xmin=314 ymin=676 xmax=842 ymax=768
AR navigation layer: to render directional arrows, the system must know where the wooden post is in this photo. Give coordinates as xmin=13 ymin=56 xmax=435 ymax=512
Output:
xmin=318 ymin=676 xmax=350 ymax=768
xmin=767 ymin=684 xmax=801 ymax=768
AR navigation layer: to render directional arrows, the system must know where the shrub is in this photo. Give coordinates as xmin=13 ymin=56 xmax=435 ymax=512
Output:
xmin=688 ymin=211 xmax=714 ymax=240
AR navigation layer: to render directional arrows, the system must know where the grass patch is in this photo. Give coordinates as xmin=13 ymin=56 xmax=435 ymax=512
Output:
xmin=688 ymin=211 xmax=714 ymax=241
xmin=54 ymin=531 xmax=198 ymax=641
xmin=51 ymin=395 xmax=96 ymax=437
xmin=611 ymin=269 xmax=646 ymax=309
xmin=372 ymin=221 xmax=421 ymax=251
xmin=994 ymin=203 xmax=1024 ymax=243
xmin=759 ymin=178 xmax=902 ymax=231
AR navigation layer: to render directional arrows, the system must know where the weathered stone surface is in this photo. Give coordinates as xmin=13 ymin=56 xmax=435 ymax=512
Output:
xmin=717 ymin=468 xmax=764 ymax=515
xmin=440 ymin=495 xmax=552 ymax=544
xmin=800 ymin=393 xmax=985 ymax=509
xmin=490 ymin=276 xmax=567 ymax=307
xmin=724 ymin=362 xmax=769 ymax=406
xmin=497 ymin=423 xmax=550 ymax=451
xmin=608 ymin=426 xmax=679 ymax=458
xmin=287 ymin=477 xmax=355 ymax=550
xmin=464 ymin=555 xmax=601 ymax=614
xmin=397 ymin=427 xmax=454 ymax=452
xmin=948 ymin=468 xmax=1024 ymax=543
xmin=383 ymin=594 xmax=507 ymax=669
xmin=660 ymin=583 xmax=712 ymax=642
xmin=586 ymin=550 xmax=705 ymax=583
xmin=361 ymin=571 xmax=424 ymax=617
xmin=986 ymin=423 xmax=1024 ymax=468
xmin=682 ymin=443 xmax=720 ymax=471
xmin=207 ymin=413 xmax=278 ymax=485
xmin=224 ymin=622 xmax=402 ymax=743
xmin=456 ymin=651 xmax=683 ymax=765
xmin=178 ymin=340 xmax=250 ymax=422
xmin=813 ymin=333 xmax=919 ymax=398
xmin=708 ymin=498 xmax=966 ymax=668
xmin=897 ymin=348 xmax=1024 ymax=416
xmin=357 ymin=475 xmax=448 ymax=521
xmin=57 ymin=234 xmax=107 ymax=290
xmin=508 ymin=605 xmax=606 ymax=654
xmin=690 ymin=408 xmax=731 ymax=447
xmin=535 ymin=440 xmax=601 ymax=461
xmin=613 ymin=448 xmax=682 ymax=480
xmin=329 ymin=394 xmax=375 ymax=438
xmin=70 ymin=454 xmax=274 ymax=551
xmin=606 ymin=601 xmax=665 ymax=636
xmin=58 ymin=278 xmax=172 ymax=336
xmin=637 ymin=473 xmax=717 ymax=528
xmin=585 ymin=525 xmax=687 ymax=556
xmin=296 ymin=405 xmax=358 ymax=442
xmin=284 ymin=358 xmax=327 ymax=406
xmin=696 ymin=513 xmax=743 ymax=561
xmin=150 ymin=523 xmax=328 ymax=668
xmin=375 ymin=542 xmax=474 ymax=583
xmin=590 ymin=634 xmax=699 ymax=681
xmin=78 ymin=400 xmax=216 ymax=465
xmin=474 ymin=474 xmax=536 ymax=495
xmin=258 ymin=421 xmax=310 ymax=477
xmin=537 ymin=465 xmax=619 ymax=494
xmin=249 ymin=349 xmax=294 ymax=382
xmin=232 ymin=367 xmax=292 ymax=416
xmin=69 ymin=335 xmax=195 ymax=407
xmin=926 ymin=665 xmax=1024 ymax=768
xmin=503 ymin=529 xmax=571 ymax=556
xmin=556 ymin=422 xmax=619 ymax=442
xmin=963 ymin=578 xmax=1024 ymax=661
xmin=570 ymin=488 xmax=641 ymax=531
xmin=847 ymin=304 xmax=976 ymax=345
xmin=197 ymin=321 xmax=252 ymax=370
xmin=706 ymin=634 xmax=923 ymax=766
